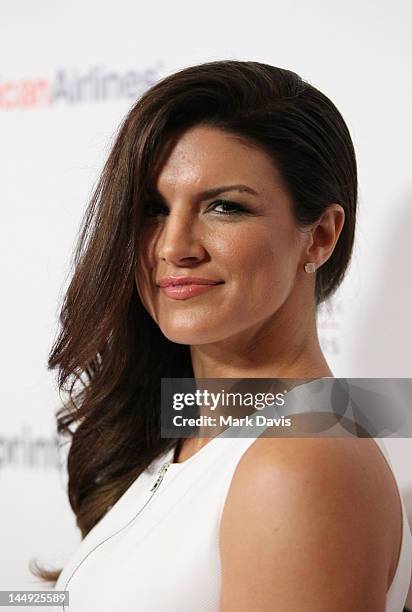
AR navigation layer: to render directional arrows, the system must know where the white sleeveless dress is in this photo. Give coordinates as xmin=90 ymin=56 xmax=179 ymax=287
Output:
xmin=54 ymin=397 xmax=412 ymax=612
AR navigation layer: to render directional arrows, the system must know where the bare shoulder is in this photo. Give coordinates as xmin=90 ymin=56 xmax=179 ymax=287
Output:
xmin=218 ymin=436 xmax=402 ymax=612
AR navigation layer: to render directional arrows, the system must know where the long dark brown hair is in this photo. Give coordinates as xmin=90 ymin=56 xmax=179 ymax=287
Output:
xmin=31 ymin=59 xmax=357 ymax=584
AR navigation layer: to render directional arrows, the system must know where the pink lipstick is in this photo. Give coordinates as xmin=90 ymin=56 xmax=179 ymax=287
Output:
xmin=157 ymin=276 xmax=224 ymax=300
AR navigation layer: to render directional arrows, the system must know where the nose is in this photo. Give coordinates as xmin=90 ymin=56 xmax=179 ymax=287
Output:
xmin=156 ymin=207 xmax=206 ymax=266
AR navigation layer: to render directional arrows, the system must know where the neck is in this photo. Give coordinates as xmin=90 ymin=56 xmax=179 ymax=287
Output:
xmin=190 ymin=301 xmax=332 ymax=381
xmin=177 ymin=300 xmax=333 ymax=464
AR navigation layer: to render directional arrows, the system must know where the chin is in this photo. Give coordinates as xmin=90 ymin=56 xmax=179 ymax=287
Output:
xmin=157 ymin=321 xmax=226 ymax=346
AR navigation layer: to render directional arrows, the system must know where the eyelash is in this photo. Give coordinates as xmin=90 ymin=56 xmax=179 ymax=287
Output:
xmin=143 ymin=199 xmax=248 ymax=218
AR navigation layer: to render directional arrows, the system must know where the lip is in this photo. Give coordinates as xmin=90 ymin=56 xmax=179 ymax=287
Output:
xmin=161 ymin=284 xmax=223 ymax=300
xmin=156 ymin=276 xmax=224 ymax=301
xmin=157 ymin=276 xmax=223 ymax=287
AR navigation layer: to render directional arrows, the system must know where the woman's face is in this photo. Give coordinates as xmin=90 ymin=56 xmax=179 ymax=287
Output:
xmin=135 ymin=125 xmax=310 ymax=345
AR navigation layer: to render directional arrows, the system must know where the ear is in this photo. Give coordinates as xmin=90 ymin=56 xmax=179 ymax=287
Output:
xmin=303 ymin=204 xmax=345 ymax=268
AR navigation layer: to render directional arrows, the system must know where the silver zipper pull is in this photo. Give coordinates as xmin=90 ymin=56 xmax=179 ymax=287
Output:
xmin=150 ymin=461 xmax=171 ymax=492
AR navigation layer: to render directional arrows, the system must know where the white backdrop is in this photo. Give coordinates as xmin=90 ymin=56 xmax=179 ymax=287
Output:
xmin=1 ymin=0 xmax=411 ymax=606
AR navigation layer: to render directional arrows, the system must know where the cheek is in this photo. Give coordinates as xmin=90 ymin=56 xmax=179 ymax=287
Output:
xmin=135 ymin=270 xmax=157 ymax=326
xmin=221 ymin=224 xmax=297 ymax=299
xmin=135 ymin=227 xmax=159 ymax=310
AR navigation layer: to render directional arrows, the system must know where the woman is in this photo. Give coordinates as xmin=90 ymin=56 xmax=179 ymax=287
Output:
xmin=33 ymin=60 xmax=411 ymax=610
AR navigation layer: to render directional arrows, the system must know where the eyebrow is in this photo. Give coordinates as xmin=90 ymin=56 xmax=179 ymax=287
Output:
xmin=149 ymin=184 xmax=260 ymax=202
xmin=197 ymin=184 xmax=260 ymax=199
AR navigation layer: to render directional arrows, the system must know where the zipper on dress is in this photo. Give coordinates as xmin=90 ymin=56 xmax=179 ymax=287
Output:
xmin=150 ymin=460 xmax=171 ymax=492
xmin=60 ymin=459 xmax=173 ymax=611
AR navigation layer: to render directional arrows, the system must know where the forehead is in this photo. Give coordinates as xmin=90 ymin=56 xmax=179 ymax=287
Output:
xmin=155 ymin=125 xmax=283 ymax=196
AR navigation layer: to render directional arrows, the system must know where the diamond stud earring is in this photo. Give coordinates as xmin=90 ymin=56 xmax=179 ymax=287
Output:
xmin=304 ymin=262 xmax=316 ymax=273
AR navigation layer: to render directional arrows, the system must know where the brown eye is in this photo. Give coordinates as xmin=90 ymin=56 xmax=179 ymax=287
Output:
xmin=209 ymin=199 xmax=248 ymax=215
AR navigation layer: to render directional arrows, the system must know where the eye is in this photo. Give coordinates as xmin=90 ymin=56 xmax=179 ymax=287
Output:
xmin=143 ymin=200 xmax=169 ymax=218
xmin=208 ymin=199 xmax=248 ymax=215
xmin=142 ymin=198 xmax=249 ymax=218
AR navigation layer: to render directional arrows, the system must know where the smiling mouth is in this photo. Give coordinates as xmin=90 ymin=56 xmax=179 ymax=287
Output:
xmin=159 ymin=282 xmax=224 ymax=300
